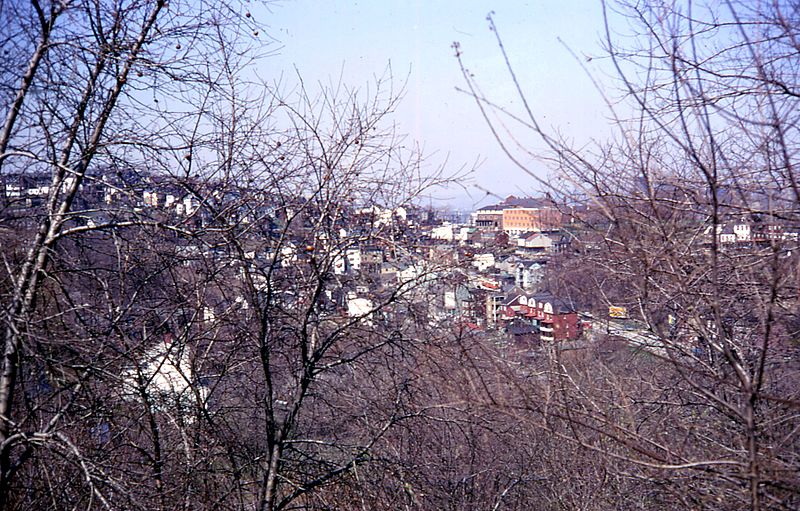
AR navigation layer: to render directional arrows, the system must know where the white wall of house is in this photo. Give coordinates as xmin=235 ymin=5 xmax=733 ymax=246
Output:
xmin=734 ymin=223 xmax=751 ymax=242
xmin=472 ymin=253 xmax=495 ymax=272
xmin=347 ymin=294 xmax=374 ymax=325
xmin=454 ymin=227 xmax=473 ymax=242
xmin=430 ymin=223 xmax=455 ymax=241
xmin=444 ymin=290 xmax=457 ymax=310
xmin=122 ymin=338 xmax=207 ymax=418
xmin=333 ymin=253 xmax=346 ymax=274
xmin=515 ymin=263 xmax=543 ymax=289
xmin=517 ymin=233 xmax=552 ymax=250
xmin=346 ymin=248 xmax=361 ymax=271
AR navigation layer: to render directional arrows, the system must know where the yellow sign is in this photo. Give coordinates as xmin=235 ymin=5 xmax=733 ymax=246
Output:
xmin=608 ymin=306 xmax=628 ymax=319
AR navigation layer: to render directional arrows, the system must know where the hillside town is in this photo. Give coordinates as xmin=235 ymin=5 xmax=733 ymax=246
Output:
xmin=3 ymin=1 xmax=800 ymax=508
xmin=1 ymin=170 xmax=586 ymax=349
xmin=5 ymin=170 xmax=799 ymax=359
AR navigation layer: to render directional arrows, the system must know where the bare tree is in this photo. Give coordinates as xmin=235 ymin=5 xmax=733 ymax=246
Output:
xmin=0 ymin=1 xmax=459 ymax=509
xmin=0 ymin=0 xmax=272 ymax=506
xmin=457 ymin=1 xmax=800 ymax=509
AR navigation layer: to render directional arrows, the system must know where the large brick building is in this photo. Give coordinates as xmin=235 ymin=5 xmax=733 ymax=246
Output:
xmin=473 ymin=196 xmax=563 ymax=234
xmin=488 ymin=287 xmax=582 ymax=342
xmin=501 ymin=207 xmax=562 ymax=235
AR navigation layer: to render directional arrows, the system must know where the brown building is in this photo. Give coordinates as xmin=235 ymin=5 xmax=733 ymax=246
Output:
xmin=473 ymin=196 xmax=563 ymax=234
xmin=502 ymin=207 xmax=563 ymax=235
xmin=474 ymin=207 xmax=504 ymax=229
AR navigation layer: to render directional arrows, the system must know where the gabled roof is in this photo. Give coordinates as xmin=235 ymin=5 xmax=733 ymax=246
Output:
xmin=504 ymin=286 xmax=528 ymax=304
xmin=531 ymin=293 xmax=577 ymax=314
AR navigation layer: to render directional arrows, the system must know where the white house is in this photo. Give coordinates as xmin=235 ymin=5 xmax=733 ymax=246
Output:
xmin=122 ymin=334 xmax=207 ymax=418
xmin=333 ymin=253 xmax=346 ymax=275
xmin=347 ymin=293 xmax=374 ymax=325
xmin=517 ymin=232 xmax=553 ymax=251
xmin=733 ymin=223 xmax=751 ymax=242
xmin=515 ymin=261 xmax=544 ymax=289
xmin=472 ymin=253 xmax=496 ymax=272
xmin=430 ymin=223 xmax=455 ymax=241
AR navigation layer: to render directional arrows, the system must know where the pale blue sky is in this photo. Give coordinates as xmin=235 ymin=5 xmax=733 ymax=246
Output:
xmin=260 ymin=1 xmax=617 ymax=208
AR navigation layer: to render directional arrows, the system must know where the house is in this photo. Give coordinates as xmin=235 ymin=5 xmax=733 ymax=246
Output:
xmin=454 ymin=226 xmax=476 ymax=243
xmin=142 ymin=190 xmax=159 ymax=207
xmin=471 ymin=253 xmax=496 ymax=272
xmin=494 ymin=255 xmax=520 ymax=275
xmin=718 ymin=224 xmax=736 ymax=244
xmin=346 ymin=247 xmax=362 ymax=271
xmin=361 ymin=246 xmax=384 ymax=274
xmin=733 ymin=222 xmax=751 ymax=242
xmin=487 ymin=288 xmax=582 ymax=342
xmin=430 ymin=223 xmax=455 ymax=241
xmin=752 ymin=223 xmax=784 ymax=243
xmin=176 ymin=195 xmax=198 ymax=216
xmin=473 ymin=205 xmax=504 ymax=230
xmin=514 ymin=260 xmax=544 ymax=289
xmin=485 ymin=293 xmax=507 ymax=325
xmin=347 ymin=293 xmax=373 ymax=319
xmin=529 ymin=294 xmax=581 ymax=342
xmin=121 ymin=333 xmax=208 ymax=418
xmin=333 ymin=253 xmax=347 ymax=275
xmin=550 ymin=232 xmax=573 ymax=253
xmin=443 ymin=285 xmax=474 ymax=318
xmin=516 ymin=232 xmax=553 ymax=252
xmin=506 ymin=320 xmax=538 ymax=345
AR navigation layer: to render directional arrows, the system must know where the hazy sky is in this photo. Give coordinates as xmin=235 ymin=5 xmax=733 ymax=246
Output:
xmin=260 ymin=1 xmax=618 ymax=209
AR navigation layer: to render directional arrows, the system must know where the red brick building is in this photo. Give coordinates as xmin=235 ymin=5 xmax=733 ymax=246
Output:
xmin=494 ymin=288 xmax=581 ymax=342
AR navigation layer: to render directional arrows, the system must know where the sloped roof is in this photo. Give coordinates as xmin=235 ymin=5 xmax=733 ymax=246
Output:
xmin=479 ymin=196 xmax=557 ymax=212
xmin=504 ymin=286 xmax=528 ymax=304
xmin=531 ymin=293 xmax=577 ymax=314
xmin=501 ymin=195 xmax=555 ymax=209
xmin=507 ymin=322 xmax=537 ymax=335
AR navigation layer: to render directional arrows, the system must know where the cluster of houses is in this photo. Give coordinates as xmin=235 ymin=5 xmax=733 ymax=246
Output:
xmin=419 ymin=196 xmax=585 ymax=345
xmin=2 ymin=169 xmax=585 ymax=346
xmin=429 ymin=196 xmax=571 ymax=254
xmin=10 ymin=168 xmax=798 ymax=409
xmin=485 ymin=287 xmax=581 ymax=343
xmin=0 ymin=174 xmax=617 ymax=409
xmin=1 ymin=170 xmax=203 ymax=219
xmin=715 ymin=221 xmax=799 ymax=246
